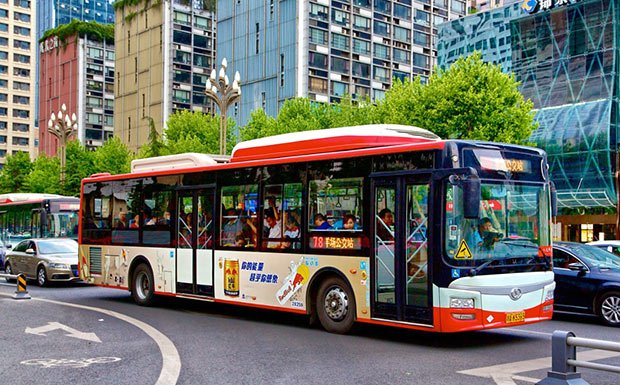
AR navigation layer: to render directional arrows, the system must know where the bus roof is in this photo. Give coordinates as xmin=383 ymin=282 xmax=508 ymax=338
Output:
xmin=0 ymin=193 xmax=77 ymax=205
xmin=230 ymin=124 xmax=440 ymax=162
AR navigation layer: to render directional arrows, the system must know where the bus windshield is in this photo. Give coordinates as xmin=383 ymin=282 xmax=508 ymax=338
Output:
xmin=47 ymin=212 xmax=79 ymax=239
xmin=445 ymin=181 xmax=551 ymax=273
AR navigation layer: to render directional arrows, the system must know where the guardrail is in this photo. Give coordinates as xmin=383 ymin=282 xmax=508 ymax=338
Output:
xmin=537 ymin=330 xmax=620 ymax=385
xmin=0 ymin=272 xmax=31 ymax=299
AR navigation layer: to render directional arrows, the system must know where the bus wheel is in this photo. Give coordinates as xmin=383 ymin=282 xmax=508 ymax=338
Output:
xmin=37 ymin=266 xmax=48 ymax=287
xmin=316 ymin=276 xmax=355 ymax=334
xmin=132 ymin=264 xmax=155 ymax=306
xmin=4 ymin=262 xmax=15 ymax=283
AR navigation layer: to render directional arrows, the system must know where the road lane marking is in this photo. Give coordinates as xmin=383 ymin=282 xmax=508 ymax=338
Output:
xmin=26 ymin=322 xmax=101 ymax=343
xmin=21 ymin=357 xmax=121 ymax=368
xmin=459 ymin=349 xmax=620 ymax=385
xmin=0 ymin=293 xmax=180 ymax=385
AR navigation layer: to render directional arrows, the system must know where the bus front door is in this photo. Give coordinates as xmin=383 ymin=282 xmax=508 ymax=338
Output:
xmin=372 ymin=176 xmax=432 ymax=325
xmin=176 ymin=189 xmax=215 ymax=297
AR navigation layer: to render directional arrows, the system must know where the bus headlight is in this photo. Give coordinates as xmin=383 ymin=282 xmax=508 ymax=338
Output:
xmin=544 ymin=290 xmax=554 ymax=302
xmin=49 ymin=263 xmax=69 ymax=270
xmin=450 ymin=298 xmax=475 ymax=309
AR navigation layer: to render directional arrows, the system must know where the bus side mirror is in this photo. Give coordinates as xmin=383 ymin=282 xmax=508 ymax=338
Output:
xmin=550 ymin=181 xmax=557 ymax=218
xmin=463 ymin=175 xmax=480 ymax=219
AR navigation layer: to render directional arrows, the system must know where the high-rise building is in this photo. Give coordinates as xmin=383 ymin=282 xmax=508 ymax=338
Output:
xmin=38 ymin=21 xmax=115 ymax=155
xmin=436 ymin=0 xmax=620 ymax=240
xmin=217 ymin=0 xmax=468 ymax=127
xmin=0 ymin=0 xmax=38 ymax=168
xmin=34 ymin=0 xmax=115 ymax=135
xmin=114 ymin=0 xmax=216 ymax=152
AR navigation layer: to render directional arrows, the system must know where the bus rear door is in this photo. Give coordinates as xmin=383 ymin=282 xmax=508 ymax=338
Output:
xmin=371 ymin=174 xmax=433 ymax=325
xmin=176 ymin=188 xmax=215 ymax=297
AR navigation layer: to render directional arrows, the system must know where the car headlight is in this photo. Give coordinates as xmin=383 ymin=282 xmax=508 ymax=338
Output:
xmin=450 ymin=298 xmax=475 ymax=309
xmin=48 ymin=263 xmax=69 ymax=269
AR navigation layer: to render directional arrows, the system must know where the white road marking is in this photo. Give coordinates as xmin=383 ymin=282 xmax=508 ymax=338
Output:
xmin=21 ymin=357 xmax=121 ymax=368
xmin=1 ymin=293 xmax=180 ymax=385
xmin=459 ymin=349 xmax=620 ymax=385
xmin=26 ymin=321 xmax=101 ymax=343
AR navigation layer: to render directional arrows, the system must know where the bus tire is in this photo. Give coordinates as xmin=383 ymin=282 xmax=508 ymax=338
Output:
xmin=4 ymin=262 xmax=15 ymax=283
xmin=316 ymin=276 xmax=355 ymax=334
xmin=132 ymin=264 xmax=156 ymax=306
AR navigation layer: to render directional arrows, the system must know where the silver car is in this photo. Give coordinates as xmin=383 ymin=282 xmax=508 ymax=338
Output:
xmin=4 ymin=238 xmax=79 ymax=286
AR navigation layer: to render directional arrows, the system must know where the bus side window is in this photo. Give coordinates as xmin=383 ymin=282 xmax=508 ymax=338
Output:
xmin=220 ymin=184 xmax=258 ymax=248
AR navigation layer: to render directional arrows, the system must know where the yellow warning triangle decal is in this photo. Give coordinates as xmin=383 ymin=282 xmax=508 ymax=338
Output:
xmin=455 ymin=239 xmax=473 ymax=260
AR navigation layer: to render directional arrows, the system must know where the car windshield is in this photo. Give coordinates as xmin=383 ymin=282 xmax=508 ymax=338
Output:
xmin=445 ymin=181 xmax=552 ymax=274
xmin=37 ymin=239 xmax=78 ymax=254
xmin=565 ymin=244 xmax=620 ymax=270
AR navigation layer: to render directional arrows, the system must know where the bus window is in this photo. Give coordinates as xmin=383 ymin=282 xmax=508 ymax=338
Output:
xmin=111 ymin=180 xmax=141 ymax=245
xmin=143 ymin=188 xmax=172 ymax=246
xmin=220 ymin=184 xmax=258 ymax=248
xmin=308 ymin=176 xmax=364 ymax=251
xmin=82 ymin=182 xmax=113 ymax=244
xmin=262 ymin=183 xmax=302 ymax=250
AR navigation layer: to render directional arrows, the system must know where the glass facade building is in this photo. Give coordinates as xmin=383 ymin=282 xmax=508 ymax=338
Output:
xmin=511 ymin=0 xmax=617 ymax=209
xmin=438 ymin=0 xmax=619 ymax=210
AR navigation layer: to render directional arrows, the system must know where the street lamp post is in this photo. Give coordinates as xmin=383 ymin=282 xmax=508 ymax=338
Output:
xmin=47 ymin=103 xmax=78 ymax=187
xmin=205 ymin=58 xmax=241 ymax=155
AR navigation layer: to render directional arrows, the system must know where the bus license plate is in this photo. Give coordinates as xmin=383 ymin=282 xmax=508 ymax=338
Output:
xmin=506 ymin=311 xmax=525 ymax=323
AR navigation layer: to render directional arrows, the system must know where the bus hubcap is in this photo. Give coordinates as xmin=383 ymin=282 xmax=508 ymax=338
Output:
xmin=137 ymin=273 xmax=150 ymax=299
xmin=324 ymin=287 xmax=348 ymax=321
xmin=602 ymin=296 xmax=620 ymax=324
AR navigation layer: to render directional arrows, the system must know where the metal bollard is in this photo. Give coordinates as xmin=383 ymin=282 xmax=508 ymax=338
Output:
xmin=536 ymin=330 xmax=589 ymax=385
xmin=13 ymin=273 xmax=31 ymax=300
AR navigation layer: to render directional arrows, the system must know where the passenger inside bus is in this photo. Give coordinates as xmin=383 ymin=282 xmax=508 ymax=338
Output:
xmin=282 ymin=211 xmax=300 ymax=249
xmin=343 ymin=214 xmax=358 ymax=230
xmin=116 ymin=212 xmax=128 ymax=229
xmin=264 ymin=213 xmax=282 ymax=248
xmin=313 ymin=213 xmax=332 ymax=230
xmin=222 ymin=208 xmax=242 ymax=245
xmin=377 ymin=208 xmax=394 ymax=241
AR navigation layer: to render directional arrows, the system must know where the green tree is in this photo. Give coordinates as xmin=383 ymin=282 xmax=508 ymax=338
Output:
xmin=63 ymin=140 xmax=95 ymax=196
xmin=0 ymin=152 xmax=33 ymax=193
xmin=375 ymin=52 xmax=536 ymax=144
xmin=93 ymin=137 xmax=133 ymax=175
xmin=138 ymin=116 xmax=167 ymax=158
xmin=239 ymin=108 xmax=277 ymax=141
xmin=161 ymin=110 xmax=237 ymax=155
xmin=324 ymin=95 xmax=376 ymax=129
xmin=25 ymin=155 xmax=60 ymax=194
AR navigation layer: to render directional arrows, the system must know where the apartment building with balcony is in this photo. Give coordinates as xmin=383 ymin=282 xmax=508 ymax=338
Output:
xmin=113 ymin=0 xmax=216 ymax=152
xmin=38 ymin=21 xmax=115 ymax=155
xmin=0 ymin=0 xmax=38 ymax=168
xmin=217 ymin=0 xmax=468 ymax=127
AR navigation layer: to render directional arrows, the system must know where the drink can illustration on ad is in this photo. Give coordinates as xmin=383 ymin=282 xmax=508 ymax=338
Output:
xmin=224 ymin=258 xmax=239 ymax=296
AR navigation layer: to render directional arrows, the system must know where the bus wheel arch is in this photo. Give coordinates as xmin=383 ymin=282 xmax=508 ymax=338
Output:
xmin=307 ymin=268 xmax=356 ymax=334
xmin=129 ymin=256 xmax=156 ymax=306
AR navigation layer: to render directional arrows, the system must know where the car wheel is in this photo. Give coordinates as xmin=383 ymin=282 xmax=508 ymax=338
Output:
xmin=37 ymin=266 xmax=48 ymax=287
xmin=4 ymin=262 xmax=15 ymax=283
xmin=132 ymin=264 xmax=156 ymax=306
xmin=598 ymin=291 xmax=620 ymax=327
xmin=316 ymin=276 xmax=355 ymax=334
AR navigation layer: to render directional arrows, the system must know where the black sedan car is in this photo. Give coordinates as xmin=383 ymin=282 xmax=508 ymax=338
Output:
xmin=553 ymin=241 xmax=620 ymax=326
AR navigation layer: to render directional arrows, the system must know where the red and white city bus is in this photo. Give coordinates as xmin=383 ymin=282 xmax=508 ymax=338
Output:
xmin=79 ymin=124 xmax=555 ymax=333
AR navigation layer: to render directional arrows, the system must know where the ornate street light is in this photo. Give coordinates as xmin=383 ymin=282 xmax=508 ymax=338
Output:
xmin=47 ymin=103 xmax=78 ymax=187
xmin=205 ymin=58 xmax=241 ymax=155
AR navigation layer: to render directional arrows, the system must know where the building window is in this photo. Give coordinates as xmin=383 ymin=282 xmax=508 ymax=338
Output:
xmin=13 ymin=39 xmax=30 ymax=50
xmin=12 ymin=95 xmax=29 ymax=104
xmin=309 ymin=77 xmax=328 ymax=93
xmin=142 ymin=93 xmax=145 ymax=118
xmin=280 ymin=54 xmax=285 ymax=87
xmin=0 ymin=108 xmax=5 ymax=116
xmin=393 ymin=26 xmax=411 ymax=42
xmin=332 ymin=9 xmax=349 ymax=27
xmin=13 ymin=53 xmax=30 ymax=64
xmin=308 ymin=52 xmax=327 ymax=69
xmin=13 ymin=109 xmax=29 ymax=119
xmin=374 ymin=43 xmax=390 ymax=60
xmin=13 ymin=123 xmax=29 ymax=132
xmin=393 ymin=48 xmax=410 ymax=64
xmin=0 ymin=65 xmax=5 ymax=74
xmin=331 ymin=81 xmax=349 ymax=97
xmin=270 ymin=0 xmax=274 ymax=20
xmin=353 ymin=39 xmax=370 ymax=55
xmin=255 ymin=23 xmax=260 ymax=54
xmin=373 ymin=21 xmax=389 ymax=37
xmin=353 ymin=15 xmax=370 ymax=31
xmin=331 ymin=56 xmax=350 ymax=74
xmin=261 ymin=92 xmax=266 ymax=110
xmin=394 ymin=4 xmax=411 ymax=19
xmin=14 ymin=11 xmax=30 ymax=22
xmin=0 ymin=93 xmax=6 ymax=102
xmin=127 ymin=31 xmax=130 ymax=53
xmin=88 ymin=47 xmax=103 ymax=59
xmin=13 ymin=25 xmax=30 ymax=36
xmin=86 ymin=96 xmax=103 ymax=108
xmin=0 ymin=37 xmax=7 ymax=46
xmin=310 ymin=28 xmax=327 ymax=45
xmin=13 ymin=81 xmax=29 ymax=91
xmin=134 ymin=57 xmax=137 ymax=83
xmin=12 ymin=137 xmax=29 ymax=146
xmin=309 ymin=3 xmax=328 ymax=21
xmin=332 ymin=33 xmax=349 ymax=51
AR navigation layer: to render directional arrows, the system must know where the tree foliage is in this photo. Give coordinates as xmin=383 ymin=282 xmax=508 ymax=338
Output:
xmin=93 ymin=137 xmax=133 ymax=175
xmin=25 ymin=156 xmax=60 ymax=194
xmin=0 ymin=152 xmax=33 ymax=194
xmin=375 ymin=52 xmax=536 ymax=143
xmin=64 ymin=140 xmax=95 ymax=196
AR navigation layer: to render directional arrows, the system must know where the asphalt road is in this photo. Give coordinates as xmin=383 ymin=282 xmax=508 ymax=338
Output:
xmin=0 ymin=281 xmax=618 ymax=385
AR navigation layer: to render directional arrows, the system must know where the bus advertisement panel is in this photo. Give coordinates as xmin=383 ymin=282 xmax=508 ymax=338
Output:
xmin=79 ymin=125 xmax=555 ymax=334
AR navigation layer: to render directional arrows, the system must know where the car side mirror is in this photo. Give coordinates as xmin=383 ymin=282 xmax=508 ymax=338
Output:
xmin=567 ymin=262 xmax=586 ymax=272
xmin=6 ymin=244 xmax=11 ymax=249
xmin=25 ymin=248 xmax=35 ymax=255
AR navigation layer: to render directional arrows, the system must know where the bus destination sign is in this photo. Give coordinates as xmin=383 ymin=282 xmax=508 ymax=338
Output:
xmin=311 ymin=236 xmax=360 ymax=250
xmin=479 ymin=156 xmax=532 ymax=173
